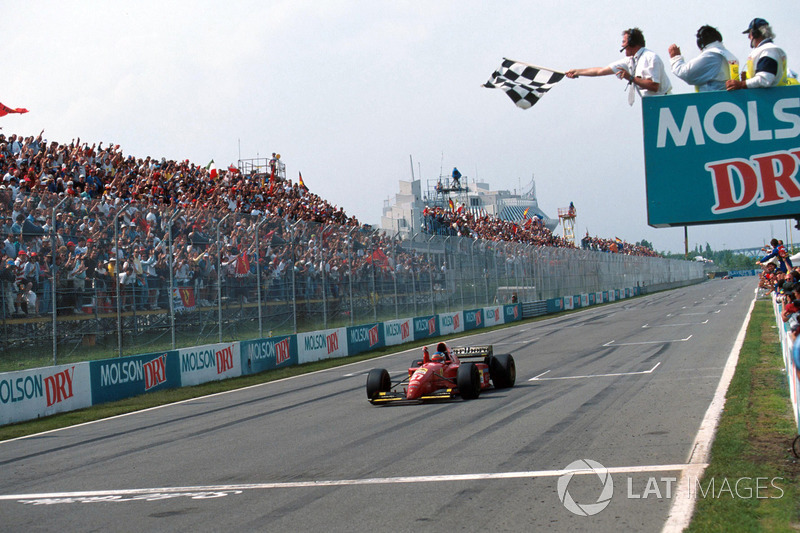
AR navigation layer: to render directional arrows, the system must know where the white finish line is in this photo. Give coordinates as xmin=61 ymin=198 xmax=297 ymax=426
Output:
xmin=0 ymin=463 xmax=698 ymax=505
xmin=529 ymin=362 xmax=660 ymax=381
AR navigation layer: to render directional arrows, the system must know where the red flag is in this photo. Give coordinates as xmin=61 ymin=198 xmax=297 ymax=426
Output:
xmin=227 ymin=164 xmax=239 ymax=174
xmin=0 ymin=103 xmax=28 ymax=117
xmin=267 ymin=166 xmax=276 ymax=195
xmin=235 ymin=252 xmax=251 ymax=277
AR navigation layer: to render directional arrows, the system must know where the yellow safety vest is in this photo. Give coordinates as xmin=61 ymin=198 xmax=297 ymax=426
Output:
xmin=746 ymin=42 xmax=799 ymax=86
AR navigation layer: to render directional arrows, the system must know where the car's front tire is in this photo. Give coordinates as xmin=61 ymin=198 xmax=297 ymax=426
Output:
xmin=366 ymin=368 xmax=391 ymax=404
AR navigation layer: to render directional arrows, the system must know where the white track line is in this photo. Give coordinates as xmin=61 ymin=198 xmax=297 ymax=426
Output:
xmin=643 ymin=320 xmax=708 ymax=328
xmin=0 ymin=463 xmax=699 ymax=505
xmin=603 ymin=336 xmax=691 ymax=347
xmin=529 ymin=362 xmax=660 ymax=381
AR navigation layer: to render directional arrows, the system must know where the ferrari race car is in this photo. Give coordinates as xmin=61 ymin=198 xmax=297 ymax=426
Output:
xmin=366 ymin=342 xmax=516 ymax=405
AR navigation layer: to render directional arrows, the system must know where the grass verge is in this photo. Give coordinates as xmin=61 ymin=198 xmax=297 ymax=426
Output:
xmin=687 ymin=300 xmax=800 ymax=532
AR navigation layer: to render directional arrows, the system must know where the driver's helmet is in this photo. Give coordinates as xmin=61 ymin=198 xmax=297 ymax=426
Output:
xmin=431 ymin=352 xmax=446 ymax=363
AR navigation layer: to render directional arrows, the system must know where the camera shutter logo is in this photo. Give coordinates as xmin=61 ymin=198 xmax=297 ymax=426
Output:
xmin=557 ymin=459 xmax=614 ymax=516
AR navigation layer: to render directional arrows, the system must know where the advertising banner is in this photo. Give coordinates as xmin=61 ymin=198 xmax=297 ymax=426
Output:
xmin=297 ymin=327 xmax=347 ymax=364
xmin=463 ymin=309 xmax=484 ymax=331
xmin=563 ymin=296 xmax=574 ymax=310
xmin=384 ymin=318 xmax=413 ymax=346
xmin=503 ymin=304 xmax=521 ymax=323
xmin=607 ymin=290 xmax=615 ymax=302
xmin=0 ymin=362 xmax=92 ymax=426
xmin=412 ymin=315 xmax=439 ymax=341
xmin=90 ymin=351 xmax=181 ymax=405
xmin=581 ymin=294 xmax=589 ymax=307
xmin=240 ymin=335 xmax=297 ymax=375
xmin=438 ymin=312 xmax=464 ymax=336
xmin=483 ymin=307 xmax=504 ymax=327
xmin=178 ymin=342 xmax=241 ymax=387
xmin=642 ymin=86 xmax=800 ymax=227
xmin=546 ymin=298 xmax=563 ymax=313
xmin=347 ymin=323 xmax=385 ymax=355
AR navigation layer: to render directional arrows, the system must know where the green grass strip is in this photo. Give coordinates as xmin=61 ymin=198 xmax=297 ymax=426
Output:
xmin=687 ymin=300 xmax=800 ymax=532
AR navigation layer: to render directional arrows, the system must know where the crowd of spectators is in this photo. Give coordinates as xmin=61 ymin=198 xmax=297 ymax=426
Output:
xmin=0 ymin=131 xmax=661 ymax=319
xmin=581 ymin=233 xmax=660 ymax=257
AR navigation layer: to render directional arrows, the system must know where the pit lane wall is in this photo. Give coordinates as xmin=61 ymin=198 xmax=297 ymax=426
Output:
xmin=1 ymin=287 xmax=641 ymax=425
xmin=770 ymin=297 xmax=800 ymax=434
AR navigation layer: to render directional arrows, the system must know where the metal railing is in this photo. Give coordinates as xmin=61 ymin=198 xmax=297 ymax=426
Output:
xmin=0 ymin=204 xmax=704 ymax=367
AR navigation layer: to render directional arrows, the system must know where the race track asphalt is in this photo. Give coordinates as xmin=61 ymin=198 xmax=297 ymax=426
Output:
xmin=0 ymin=278 xmax=755 ymax=532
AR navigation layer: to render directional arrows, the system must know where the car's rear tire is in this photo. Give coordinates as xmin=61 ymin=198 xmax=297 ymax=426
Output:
xmin=366 ymin=368 xmax=391 ymax=404
xmin=457 ymin=363 xmax=481 ymax=400
xmin=489 ymin=354 xmax=516 ymax=389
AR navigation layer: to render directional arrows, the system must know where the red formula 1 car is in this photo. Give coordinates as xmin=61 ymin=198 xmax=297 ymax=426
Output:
xmin=366 ymin=342 xmax=516 ymax=405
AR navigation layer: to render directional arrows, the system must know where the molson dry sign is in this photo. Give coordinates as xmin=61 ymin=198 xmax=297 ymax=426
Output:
xmin=642 ymin=86 xmax=800 ymax=226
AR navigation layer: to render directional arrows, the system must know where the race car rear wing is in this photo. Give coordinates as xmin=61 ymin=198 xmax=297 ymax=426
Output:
xmin=451 ymin=345 xmax=493 ymax=359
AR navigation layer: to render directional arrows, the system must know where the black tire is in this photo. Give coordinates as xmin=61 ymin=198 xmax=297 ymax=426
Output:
xmin=489 ymin=354 xmax=516 ymax=389
xmin=366 ymin=368 xmax=391 ymax=403
xmin=457 ymin=363 xmax=481 ymax=400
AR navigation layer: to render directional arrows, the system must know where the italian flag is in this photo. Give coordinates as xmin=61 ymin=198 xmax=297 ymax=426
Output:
xmin=206 ymin=160 xmax=218 ymax=180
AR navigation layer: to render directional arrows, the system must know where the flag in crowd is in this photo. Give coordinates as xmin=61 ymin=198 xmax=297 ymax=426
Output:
xmin=523 ymin=207 xmax=530 ymax=218
xmin=483 ymin=59 xmax=565 ymax=109
xmin=206 ymin=160 xmax=218 ymax=180
xmin=0 ymin=102 xmax=28 ymax=117
xmin=299 ymin=172 xmax=308 ymax=191
xmin=448 ymin=198 xmax=455 ymax=211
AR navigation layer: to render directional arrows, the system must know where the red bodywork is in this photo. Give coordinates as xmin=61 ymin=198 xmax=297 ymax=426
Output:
xmin=405 ymin=345 xmax=490 ymax=400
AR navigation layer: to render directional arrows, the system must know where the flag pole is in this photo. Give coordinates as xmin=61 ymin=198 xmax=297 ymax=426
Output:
xmin=503 ymin=58 xmax=565 ymax=75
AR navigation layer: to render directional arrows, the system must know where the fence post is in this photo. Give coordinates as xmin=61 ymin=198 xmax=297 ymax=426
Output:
xmin=50 ymin=196 xmax=68 ymax=365
xmin=428 ymin=235 xmax=435 ymax=316
xmin=114 ymin=203 xmax=132 ymax=358
xmin=166 ymin=208 xmax=182 ymax=349
xmin=216 ymin=214 xmax=231 ymax=343
xmin=255 ymin=216 xmax=267 ymax=339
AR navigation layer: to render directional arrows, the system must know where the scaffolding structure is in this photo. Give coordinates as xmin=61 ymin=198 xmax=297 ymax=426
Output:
xmin=237 ymin=156 xmax=287 ymax=184
xmin=423 ymin=172 xmax=470 ymax=211
xmin=558 ymin=206 xmax=577 ymax=245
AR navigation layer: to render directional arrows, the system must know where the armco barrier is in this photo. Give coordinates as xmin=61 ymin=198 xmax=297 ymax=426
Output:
xmin=297 ymin=328 xmax=347 ymax=364
xmin=347 ymin=323 xmax=385 ymax=355
xmin=89 ymin=351 xmax=181 ymax=405
xmin=771 ymin=298 xmax=800 ymax=434
xmin=384 ymin=318 xmax=413 ymax=346
xmin=2 ymin=287 xmax=636 ymax=426
xmin=240 ymin=336 xmax=298 ymax=375
xmin=463 ymin=309 xmax=484 ymax=330
xmin=484 ymin=307 xmax=504 ymax=327
xmin=179 ymin=342 xmax=241 ymax=387
xmin=0 ymin=362 xmax=92 ymax=426
xmin=439 ymin=312 xmax=465 ymax=336
xmin=413 ymin=315 xmax=439 ymax=340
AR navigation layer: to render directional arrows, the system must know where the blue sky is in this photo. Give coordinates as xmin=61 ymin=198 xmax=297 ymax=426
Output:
xmin=3 ymin=0 xmax=799 ymax=253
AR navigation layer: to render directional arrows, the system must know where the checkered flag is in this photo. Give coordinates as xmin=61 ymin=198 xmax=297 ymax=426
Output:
xmin=483 ymin=59 xmax=565 ymax=109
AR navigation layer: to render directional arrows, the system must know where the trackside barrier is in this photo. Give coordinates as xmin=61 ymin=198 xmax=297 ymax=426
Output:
xmin=89 ymin=351 xmax=181 ymax=405
xmin=770 ymin=298 xmax=800 ymax=435
xmin=0 ymin=362 xmax=92 ymax=426
xmin=0 ymin=290 xmax=630 ymax=426
xmin=240 ymin=336 xmax=298 ymax=375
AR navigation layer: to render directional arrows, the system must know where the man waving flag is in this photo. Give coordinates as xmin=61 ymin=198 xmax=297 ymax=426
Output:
xmin=483 ymin=59 xmax=565 ymax=109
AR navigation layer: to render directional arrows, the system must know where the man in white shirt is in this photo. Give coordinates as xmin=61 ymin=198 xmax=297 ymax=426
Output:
xmin=669 ymin=25 xmax=738 ymax=92
xmin=566 ymin=27 xmax=671 ymax=103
